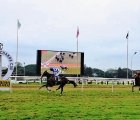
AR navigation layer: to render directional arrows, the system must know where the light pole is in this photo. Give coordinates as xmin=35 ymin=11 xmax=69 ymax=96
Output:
xmin=23 ymin=62 xmax=25 ymax=76
xmin=131 ymin=52 xmax=137 ymax=77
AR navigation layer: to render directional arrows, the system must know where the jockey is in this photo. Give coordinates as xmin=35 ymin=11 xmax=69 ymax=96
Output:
xmin=50 ymin=67 xmax=61 ymax=82
xmin=60 ymin=65 xmax=65 ymax=69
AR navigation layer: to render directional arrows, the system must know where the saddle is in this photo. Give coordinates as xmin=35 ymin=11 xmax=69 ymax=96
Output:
xmin=48 ymin=75 xmax=60 ymax=85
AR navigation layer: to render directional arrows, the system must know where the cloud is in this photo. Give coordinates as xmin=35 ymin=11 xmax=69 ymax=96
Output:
xmin=1 ymin=0 xmax=140 ymax=70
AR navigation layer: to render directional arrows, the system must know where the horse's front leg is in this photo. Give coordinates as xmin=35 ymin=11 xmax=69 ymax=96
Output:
xmin=46 ymin=86 xmax=51 ymax=91
xmin=39 ymin=85 xmax=46 ymax=90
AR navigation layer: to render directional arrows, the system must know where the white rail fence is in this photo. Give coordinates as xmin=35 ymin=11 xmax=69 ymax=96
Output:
xmin=0 ymin=76 xmax=134 ymax=92
xmin=8 ymin=76 xmax=135 ymax=85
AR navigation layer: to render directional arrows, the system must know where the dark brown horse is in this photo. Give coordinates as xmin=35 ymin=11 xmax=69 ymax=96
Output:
xmin=39 ymin=70 xmax=77 ymax=95
xmin=132 ymin=72 xmax=140 ymax=92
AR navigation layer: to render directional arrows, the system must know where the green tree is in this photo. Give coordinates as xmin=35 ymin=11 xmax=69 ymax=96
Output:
xmin=84 ymin=65 xmax=93 ymax=77
xmin=92 ymin=68 xmax=103 ymax=77
xmin=25 ymin=64 xmax=38 ymax=76
xmin=13 ymin=62 xmax=24 ymax=75
xmin=118 ymin=67 xmax=123 ymax=78
xmin=105 ymin=68 xmax=117 ymax=78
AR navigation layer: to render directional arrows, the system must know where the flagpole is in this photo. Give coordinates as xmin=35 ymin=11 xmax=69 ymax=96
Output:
xmin=77 ymin=35 xmax=78 ymax=79
xmin=126 ymin=31 xmax=129 ymax=80
xmin=16 ymin=19 xmax=18 ymax=76
xmin=0 ymin=43 xmax=3 ymax=80
xmin=76 ymin=26 xmax=79 ymax=80
xmin=127 ymin=36 xmax=128 ymax=79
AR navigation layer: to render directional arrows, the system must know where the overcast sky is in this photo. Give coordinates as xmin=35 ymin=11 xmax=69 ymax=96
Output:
xmin=1 ymin=0 xmax=140 ymax=71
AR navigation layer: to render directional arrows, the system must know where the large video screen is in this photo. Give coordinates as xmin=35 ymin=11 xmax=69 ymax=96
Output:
xmin=36 ymin=50 xmax=84 ymax=76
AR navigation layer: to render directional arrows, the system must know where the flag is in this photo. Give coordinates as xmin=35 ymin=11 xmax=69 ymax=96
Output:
xmin=17 ymin=19 xmax=21 ymax=29
xmin=76 ymin=26 xmax=79 ymax=38
xmin=126 ymin=31 xmax=129 ymax=39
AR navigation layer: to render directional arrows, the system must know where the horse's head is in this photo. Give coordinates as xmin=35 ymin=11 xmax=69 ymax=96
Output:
xmin=133 ymin=71 xmax=140 ymax=79
xmin=41 ymin=70 xmax=51 ymax=79
xmin=133 ymin=74 xmax=137 ymax=78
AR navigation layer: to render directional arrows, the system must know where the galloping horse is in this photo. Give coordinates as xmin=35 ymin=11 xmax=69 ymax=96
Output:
xmin=39 ymin=70 xmax=77 ymax=95
xmin=132 ymin=71 xmax=140 ymax=92
xmin=60 ymin=66 xmax=68 ymax=70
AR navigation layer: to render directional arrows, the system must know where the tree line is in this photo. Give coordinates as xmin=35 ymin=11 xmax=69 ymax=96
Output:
xmin=84 ymin=65 xmax=140 ymax=78
xmin=2 ymin=62 xmax=140 ymax=78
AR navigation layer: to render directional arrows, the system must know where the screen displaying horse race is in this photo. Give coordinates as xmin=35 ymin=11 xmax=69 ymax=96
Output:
xmin=36 ymin=50 xmax=84 ymax=76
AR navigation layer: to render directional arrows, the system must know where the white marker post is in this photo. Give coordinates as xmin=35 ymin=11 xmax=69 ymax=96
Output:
xmin=0 ymin=54 xmax=2 ymax=80
xmin=0 ymin=43 xmax=3 ymax=80
xmin=112 ymin=80 xmax=114 ymax=92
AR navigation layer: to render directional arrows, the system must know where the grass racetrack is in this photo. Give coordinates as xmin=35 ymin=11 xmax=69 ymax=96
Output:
xmin=1 ymin=83 xmax=140 ymax=120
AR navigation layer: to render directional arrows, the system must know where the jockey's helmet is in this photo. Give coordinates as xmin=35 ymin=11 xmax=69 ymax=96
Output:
xmin=138 ymin=72 xmax=140 ymax=75
xmin=50 ymin=68 xmax=53 ymax=71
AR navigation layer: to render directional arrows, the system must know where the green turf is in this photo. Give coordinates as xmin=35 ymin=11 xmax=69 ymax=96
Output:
xmin=0 ymin=84 xmax=140 ymax=120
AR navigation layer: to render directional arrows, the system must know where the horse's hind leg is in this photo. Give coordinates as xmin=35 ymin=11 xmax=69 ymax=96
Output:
xmin=56 ymin=85 xmax=64 ymax=95
xmin=74 ymin=82 xmax=77 ymax=87
xmin=139 ymin=86 xmax=140 ymax=93
xmin=56 ymin=85 xmax=61 ymax=91
xmin=60 ymin=86 xmax=63 ymax=95
xmin=69 ymin=81 xmax=77 ymax=87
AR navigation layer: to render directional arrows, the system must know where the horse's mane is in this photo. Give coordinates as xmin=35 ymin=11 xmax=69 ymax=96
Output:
xmin=43 ymin=71 xmax=52 ymax=79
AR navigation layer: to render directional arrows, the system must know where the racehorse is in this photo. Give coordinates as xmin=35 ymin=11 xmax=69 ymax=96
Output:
xmin=60 ymin=66 xmax=68 ymax=70
xmin=132 ymin=72 xmax=140 ymax=92
xmin=39 ymin=70 xmax=77 ymax=95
